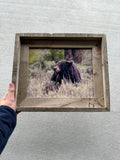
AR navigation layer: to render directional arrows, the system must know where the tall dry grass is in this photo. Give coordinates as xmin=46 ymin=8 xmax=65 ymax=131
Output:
xmin=27 ymin=64 xmax=94 ymax=98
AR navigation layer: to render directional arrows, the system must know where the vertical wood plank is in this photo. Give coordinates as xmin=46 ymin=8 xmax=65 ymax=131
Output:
xmin=17 ymin=45 xmax=29 ymax=106
xmin=101 ymin=35 xmax=110 ymax=110
xmin=12 ymin=34 xmax=21 ymax=102
xmin=92 ymin=45 xmax=104 ymax=106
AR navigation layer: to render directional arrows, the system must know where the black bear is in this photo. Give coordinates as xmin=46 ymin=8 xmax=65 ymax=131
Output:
xmin=51 ymin=60 xmax=81 ymax=84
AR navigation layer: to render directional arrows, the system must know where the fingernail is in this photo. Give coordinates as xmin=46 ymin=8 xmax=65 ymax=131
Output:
xmin=9 ymin=83 xmax=13 ymax=87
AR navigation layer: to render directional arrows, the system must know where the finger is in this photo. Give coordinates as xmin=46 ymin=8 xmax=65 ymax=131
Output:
xmin=0 ymin=93 xmax=8 ymax=106
xmin=2 ymin=93 xmax=8 ymax=100
xmin=0 ymin=92 xmax=8 ymax=103
xmin=7 ymin=83 xmax=15 ymax=99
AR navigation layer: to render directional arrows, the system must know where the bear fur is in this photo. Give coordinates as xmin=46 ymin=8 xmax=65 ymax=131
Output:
xmin=51 ymin=60 xmax=81 ymax=84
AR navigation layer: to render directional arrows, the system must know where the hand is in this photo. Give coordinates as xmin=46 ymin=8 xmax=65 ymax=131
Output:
xmin=0 ymin=83 xmax=16 ymax=112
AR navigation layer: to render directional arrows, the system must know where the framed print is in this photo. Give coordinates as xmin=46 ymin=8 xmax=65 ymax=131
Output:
xmin=12 ymin=33 xmax=110 ymax=111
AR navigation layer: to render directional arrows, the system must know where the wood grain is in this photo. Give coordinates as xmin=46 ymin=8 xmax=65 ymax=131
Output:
xmin=12 ymin=33 xmax=110 ymax=111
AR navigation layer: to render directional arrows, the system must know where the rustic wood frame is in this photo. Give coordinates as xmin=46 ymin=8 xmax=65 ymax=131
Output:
xmin=12 ymin=33 xmax=110 ymax=112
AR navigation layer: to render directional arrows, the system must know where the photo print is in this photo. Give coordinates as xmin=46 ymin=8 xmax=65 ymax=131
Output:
xmin=27 ymin=48 xmax=94 ymax=98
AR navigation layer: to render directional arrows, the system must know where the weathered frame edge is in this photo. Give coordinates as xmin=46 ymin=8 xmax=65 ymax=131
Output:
xmin=12 ymin=33 xmax=110 ymax=112
xmin=12 ymin=34 xmax=21 ymax=104
xmin=102 ymin=35 xmax=110 ymax=111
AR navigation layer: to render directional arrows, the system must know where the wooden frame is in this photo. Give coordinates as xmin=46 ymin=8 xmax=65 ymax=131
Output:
xmin=12 ymin=33 xmax=110 ymax=112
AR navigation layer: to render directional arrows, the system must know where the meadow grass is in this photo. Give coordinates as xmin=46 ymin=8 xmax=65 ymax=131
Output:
xmin=27 ymin=64 xmax=94 ymax=98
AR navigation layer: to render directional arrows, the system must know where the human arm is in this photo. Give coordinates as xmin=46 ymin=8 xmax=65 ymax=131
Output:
xmin=0 ymin=105 xmax=16 ymax=154
xmin=0 ymin=83 xmax=17 ymax=154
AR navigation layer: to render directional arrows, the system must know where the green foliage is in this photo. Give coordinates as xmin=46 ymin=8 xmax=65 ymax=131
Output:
xmin=44 ymin=61 xmax=55 ymax=70
xmin=29 ymin=50 xmax=40 ymax=64
xmin=44 ymin=49 xmax=64 ymax=61
xmin=40 ymin=60 xmax=46 ymax=69
xmin=41 ymin=60 xmax=55 ymax=70
xmin=29 ymin=49 xmax=64 ymax=70
xmin=44 ymin=53 xmax=53 ymax=61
